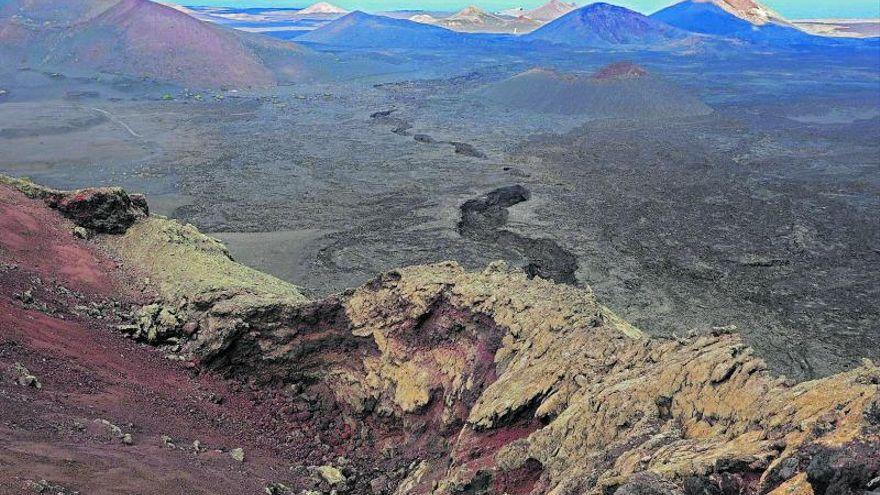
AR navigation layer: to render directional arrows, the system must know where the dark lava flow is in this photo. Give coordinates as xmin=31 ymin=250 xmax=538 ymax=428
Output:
xmin=457 ymin=185 xmax=578 ymax=285
xmin=370 ymin=109 xmax=487 ymax=159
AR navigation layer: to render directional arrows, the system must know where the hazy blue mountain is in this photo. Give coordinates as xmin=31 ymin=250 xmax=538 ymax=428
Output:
xmin=297 ymin=10 xmax=472 ymax=48
xmin=523 ymin=2 xmax=688 ymax=48
xmin=651 ymin=1 xmax=814 ymax=43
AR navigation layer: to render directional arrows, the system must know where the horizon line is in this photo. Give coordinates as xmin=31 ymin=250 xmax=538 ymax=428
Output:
xmin=165 ymin=1 xmax=880 ymax=20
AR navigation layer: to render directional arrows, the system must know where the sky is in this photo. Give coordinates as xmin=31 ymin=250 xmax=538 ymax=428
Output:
xmin=176 ymin=0 xmax=880 ymax=19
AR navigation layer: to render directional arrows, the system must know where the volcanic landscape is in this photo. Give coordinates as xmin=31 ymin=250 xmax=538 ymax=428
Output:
xmin=1 ymin=0 xmax=879 ymax=493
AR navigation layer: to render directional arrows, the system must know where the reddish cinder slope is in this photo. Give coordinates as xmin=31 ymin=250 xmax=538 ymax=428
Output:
xmin=0 ymin=0 xmax=313 ymax=87
xmin=0 ymin=185 xmax=300 ymax=494
xmin=69 ymin=0 xmax=276 ymax=87
xmin=0 ymin=186 xmax=119 ymax=294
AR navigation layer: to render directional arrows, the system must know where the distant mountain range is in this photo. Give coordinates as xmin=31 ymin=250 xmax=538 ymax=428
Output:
xmin=184 ymin=0 xmax=876 ymax=44
xmin=412 ymin=6 xmax=541 ymax=34
xmin=524 ymin=3 xmax=689 ymax=48
xmin=2 ymin=0 xmax=873 ymax=88
xmin=402 ymin=1 xmax=578 ymax=34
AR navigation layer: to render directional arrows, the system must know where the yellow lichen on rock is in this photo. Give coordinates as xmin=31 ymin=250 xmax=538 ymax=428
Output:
xmin=8 ymin=178 xmax=878 ymax=495
xmin=343 ymin=261 xmax=647 ymax=423
xmin=102 ymin=216 xmax=307 ymax=304
xmin=333 ymin=260 xmax=878 ymax=494
xmin=768 ymin=473 xmax=813 ymax=495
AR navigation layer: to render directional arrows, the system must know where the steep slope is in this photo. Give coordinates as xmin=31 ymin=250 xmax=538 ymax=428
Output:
xmin=298 ymin=10 xmax=467 ymax=48
xmin=524 ymin=2 xmax=688 ymax=48
xmin=3 ymin=175 xmax=878 ymax=495
xmin=481 ymin=63 xmax=713 ymax=119
xmin=698 ymin=0 xmax=788 ymax=25
xmin=0 ymin=0 xmax=316 ymax=87
xmin=0 ymin=181 xmax=315 ymax=494
xmin=526 ymin=0 xmax=577 ymax=22
xmin=651 ymin=0 xmax=814 ymax=42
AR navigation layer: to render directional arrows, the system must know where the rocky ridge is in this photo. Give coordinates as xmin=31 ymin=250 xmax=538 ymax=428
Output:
xmin=1 ymin=175 xmax=878 ymax=495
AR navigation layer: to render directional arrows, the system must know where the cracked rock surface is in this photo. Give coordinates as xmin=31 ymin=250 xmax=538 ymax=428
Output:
xmin=2 ymin=178 xmax=878 ymax=494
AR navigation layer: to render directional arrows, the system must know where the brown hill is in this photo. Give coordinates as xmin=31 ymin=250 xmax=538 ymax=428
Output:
xmin=0 ymin=0 xmax=316 ymax=87
xmin=482 ymin=65 xmax=712 ymax=119
xmin=2 ymin=175 xmax=879 ymax=494
xmin=592 ymin=60 xmax=650 ymax=80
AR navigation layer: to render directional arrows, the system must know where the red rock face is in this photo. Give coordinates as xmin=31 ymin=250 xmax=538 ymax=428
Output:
xmin=185 ymin=290 xmax=514 ymax=492
xmin=708 ymin=0 xmax=785 ymax=25
xmin=592 ymin=61 xmax=649 ymax=81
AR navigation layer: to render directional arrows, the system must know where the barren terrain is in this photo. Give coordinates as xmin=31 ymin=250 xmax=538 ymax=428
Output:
xmin=2 ymin=45 xmax=877 ymax=381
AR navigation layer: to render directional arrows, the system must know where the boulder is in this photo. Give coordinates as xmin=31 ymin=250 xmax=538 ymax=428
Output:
xmin=229 ymin=447 xmax=245 ymax=462
xmin=10 ymin=363 xmax=42 ymax=390
xmin=317 ymin=465 xmax=346 ymax=485
xmin=0 ymin=175 xmax=148 ymax=234
xmin=44 ymin=187 xmax=148 ymax=234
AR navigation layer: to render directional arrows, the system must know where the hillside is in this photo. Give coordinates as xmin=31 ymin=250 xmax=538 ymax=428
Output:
xmin=427 ymin=6 xmax=539 ymax=33
xmin=524 ymin=2 xmax=688 ymax=47
xmin=298 ymin=10 xmax=468 ymax=48
xmin=481 ymin=63 xmax=713 ymax=119
xmin=651 ymin=0 xmax=814 ymax=42
xmin=0 ymin=0 xmax=318 ymax=87
xmin=526 ymin=0 xmax=577 ymax=22
xmin=699 ymin=0 xmax=789 ymax=25
xmin=2 ymin=176 xmax=878 ymax=494
xmin=427 ymin=6 xmax=541 ymax=34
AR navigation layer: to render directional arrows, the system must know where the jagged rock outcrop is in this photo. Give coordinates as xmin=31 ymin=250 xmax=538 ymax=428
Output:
xmin=2 ymin=176 xmax=878 ymax=494
xmin=0 ymin=175 xmax=147 ymax=234
xmin=100 ymin=214 xmax=880 ymax=494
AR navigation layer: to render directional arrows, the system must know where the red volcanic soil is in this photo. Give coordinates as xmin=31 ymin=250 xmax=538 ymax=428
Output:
xmin=0 ymin=186 xmax=121 ymax=295
xmin=1 ymin=0 xmax=313 ymax=88
xmin=592 ymin=61 xmax=649 ymax=81
xmin=81 ymin=0 xmax=277 ymax=88
xmin=0 ymin=185 xmax=303 ymax=494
